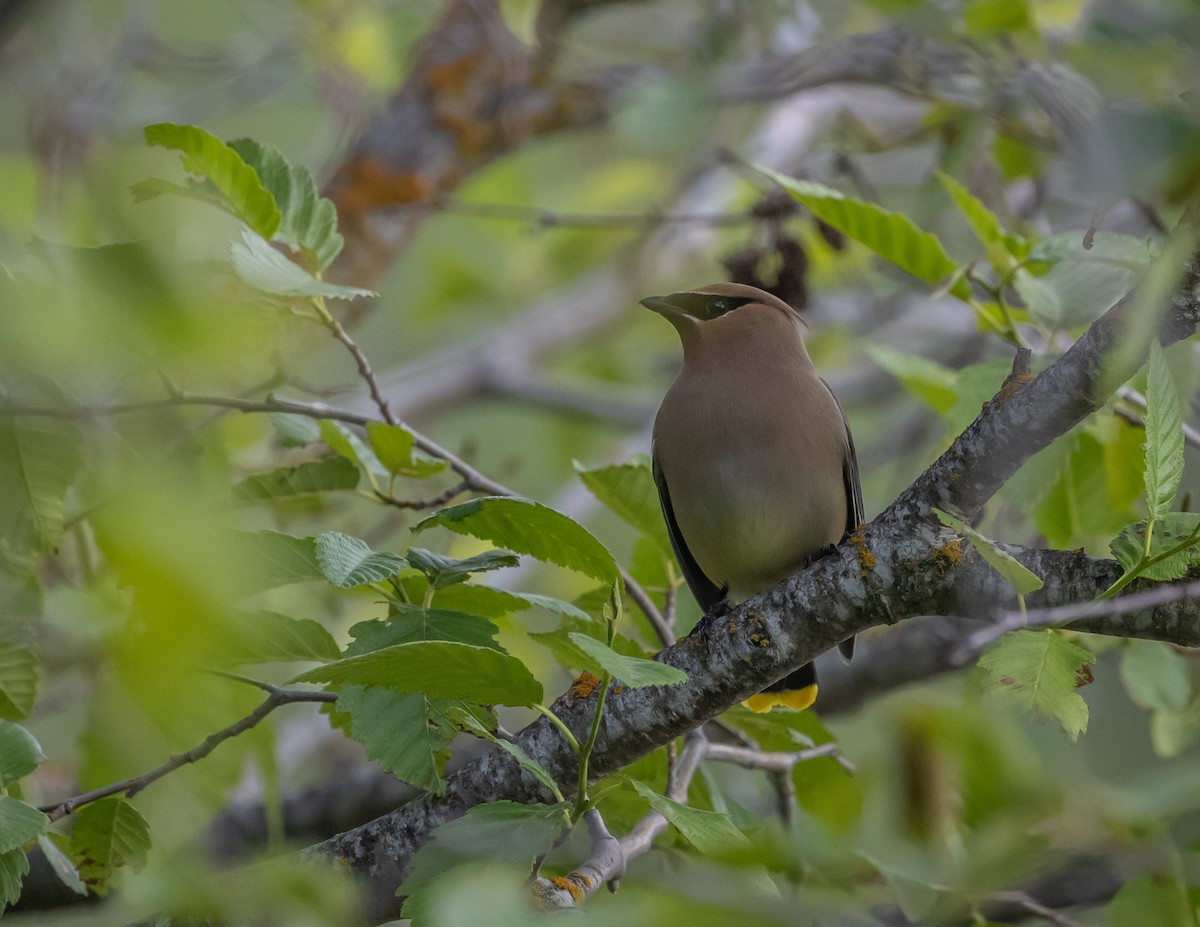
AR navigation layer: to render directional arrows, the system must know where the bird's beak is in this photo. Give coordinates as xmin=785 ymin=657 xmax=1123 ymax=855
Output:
xmin=640 ymin=295 xmax=688 ymax=319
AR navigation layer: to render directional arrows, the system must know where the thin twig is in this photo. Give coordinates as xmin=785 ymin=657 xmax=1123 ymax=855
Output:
xmin=376 ymin=481 xmax=469 ymax=511
xmin=1116 ymin=386 xmax=1200 ymax=449
xmin=703 ymin=740 xmax=857 ymax=775
xmin=38 ymin=685 xmax=335 ymax=822
xmin=427 ymin=198 xmax=756 ymax=230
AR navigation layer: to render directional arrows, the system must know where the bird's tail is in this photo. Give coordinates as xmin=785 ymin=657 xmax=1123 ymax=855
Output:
xmin=742 ymin=662 xmax=818 ymax=713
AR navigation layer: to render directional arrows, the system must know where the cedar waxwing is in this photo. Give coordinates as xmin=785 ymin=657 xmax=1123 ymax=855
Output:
xmin=644 ymin=283 xmax=862 ymax=712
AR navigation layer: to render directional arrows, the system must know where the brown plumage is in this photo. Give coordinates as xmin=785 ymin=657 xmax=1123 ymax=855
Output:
xmin=644 ymin=282 xmax=862 ymax=711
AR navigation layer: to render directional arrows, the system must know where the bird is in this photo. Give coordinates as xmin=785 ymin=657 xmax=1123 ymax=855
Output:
xmin=643 ymin=282 xmax=862 ymax=712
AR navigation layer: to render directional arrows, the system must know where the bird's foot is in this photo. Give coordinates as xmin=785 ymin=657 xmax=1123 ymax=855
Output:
xmin=690 ymin=600 xmax=734 ymax=645
xmin=805 ymin=543 xmax=840 ymax=566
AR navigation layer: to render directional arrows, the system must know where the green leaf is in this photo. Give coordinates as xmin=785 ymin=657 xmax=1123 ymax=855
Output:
xmin=346 ymin=606 xmax=500 ymax=654
xmin=291 ymin=641 xmax=543 ymax=706
xmin=1107 ymin=874 xmax=1195 ymax=927
xmin=0 ymin=720 xmax=44 ymax=786
xmin=863 ymin=344 xmax=958 ymax=413
xmin=862 ymin=854 xmax=944 ymax=921
xmin=406 ymin=548 xmax=520 ymax=590
xmin=1144 ymin=340 xmax=1185 ymax=519
xmin=36 ymin=833 xmax=87 ymax=896
xmin=233 ymin=456 xmax=359 ymax=502
xmin=0 ymin=415 xmax=82 ymax=552
xmin=934 ymin=509 xmax=1044 ymax=596
xmin=222 ymin=611 xmax=341 ymax=664
xmin=963 ymin=0 xmax=1034 ymax=38
xmin=446 ymin=707 xmax=563 ymax=797
xmin=143 ymin=123 xmax=281 ymax=238
xmin=0 ymin=795 xmax=47 ymax=853
xmin=567 ymin=632 xmax=686 ymax=687
xmin=414 ymin=497 xmax=619 ymax=584
xmin=365 ymin=423 xmax=447 ymax=478
xmin=0 ymin=633 xmax=37 ymax=721
xmin=234 ymin=530 xmax=325 ymax=592
xmin=978 ymin=629 xmax=1093 ymax=740
xmin=574 ymin=459 xmax=672 ymax=556
xmin=531 ymin=617 xmax=648 ymax=671
xmin=1028 ymin=231 xmax=1155 ymax=271
xmin=1110 ymin=514 xmax=1200 ymax=580
xmin=757 ymin=168 xmax=963 ymax=294
xmin=68 ymin=797 xmax=151 ymax=896
xmin=1120 ymin=640 xmax=1192 ymax=712
xmin=935 ymin=170 xmax=1025 ymax=259
xmin=629 ymin=780 xmax=748 ymax=854
xmin=313 ymin=531 xmax=406 ymax=588
xmin=227 ymin=137 xmax=343 ymax=271
xmin=231 ymin=228 xmax=376 ymax=300
xmin=319 ymin=420 xmax=390 ymax=487
xmin=333 ymin=687 xmax=456 ymax=794
xmin=399 ymin=801 xmax=570 ymax=922
xmin=0 ymin=848 xmax=29 ymax=908
xmin=1013 ymin=268 xmax=1064 ymax=328
xmin=269 ymin=412 xmax=321 ymax=447
xmin=429 ymin=584 xmax=592 ymax=622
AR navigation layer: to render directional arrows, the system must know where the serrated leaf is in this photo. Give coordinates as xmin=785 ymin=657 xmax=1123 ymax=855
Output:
xmin=234 ymin=456 xmax=359 ymax=502
xmin=231 ymin=228 xmax=376 ymax=300
xmin=234 ymin=530 xmax=325 ymax=592
xmin=935 ymin=509 xmax=1043 ymax=596
xmin=567 ymin=632 xmax=686 ymax=687
xmin=319 ymin=419 xmax=389 ymax=487
xmin=978 ymin=629 xmax=1093 ymax=740
xmin=291 ymin=641 xmax=543 ymax=706
xmin=429 ymin=583 xmax=592 ymax=622
xmin=333 ymin=687 xmax=455 ymax=794
xmin=0 ymin=847 xmax=29 ymax=908
xmin=758 ymin=167 xmax=964 ymax=294
xmin=864 ymin=344 xmax=958 ymax=413
xmin=0 ymin=795 xmax=47 ymax=853
xmin=143 ymin=123 xmax=280 ymax=238
xmin=935 ymin=170 xmax=1026 ymax=259
xmin=1144 ymin=340 xmax=1185 ymax=519
xmin=223 ymin=611 xmax=340 ymax=664
xmin=346 ymin=606 xmax=500 ymax=654
xmin=365 ymin=423 xmax=447 ymax=478
xmin=406 ymin=548 xmax=520 ymax=590
xmin=227 ymin=138 xmax=343 ymax=271
xmin=0 ymin=414 xmax=82 ymax=552
xmin=314 ymin=532 xmax=406 ymax=588
xmin=269 ymin=412 xmax=321 ymax=447
xmin=68 ymin=797 xmax=151 ymax=896
xmin=0 ymin=720 xmax=44 ymax=786
xmin=414 ymin=497 xmax=619 ymax=584
xmin=862 ymin=854 xmax=944 ymax=921
xmin=574 ymin=459 xmax=672 ymax=556
xmin=37 ymin=833 xmax=87 ymax=896
xmin=1120 ymin=639 xmax=1192 ymax=712
xmin=531 ymin=617 xmax=648 ymax=671
xmin=629 ymin=780 xmax=748 ymax=854
xmin=1110 ymin=514 xmax=1200 ymax=580
xmin=0 ymin=634 xmax=37 ymax=721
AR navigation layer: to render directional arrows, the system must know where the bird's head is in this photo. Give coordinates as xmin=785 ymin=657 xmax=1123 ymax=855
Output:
xmin=640 ymin=283 xmax=805 ymax=328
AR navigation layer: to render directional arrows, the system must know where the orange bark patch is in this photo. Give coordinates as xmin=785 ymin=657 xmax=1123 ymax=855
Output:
xmin=932 ymin=538 xmax=965 ymax=572
xmin=551 ymin=875 xmax=584 ymax=903
xmin=569 ymin=671 xmax=601 ymax=702
xmin=993 ymin=370 xmax=1035 ymax=405
xmin=328 ymin=156 xmax=432 ymax=214
xmin=850 ymin=527 xmax=876 ymax=576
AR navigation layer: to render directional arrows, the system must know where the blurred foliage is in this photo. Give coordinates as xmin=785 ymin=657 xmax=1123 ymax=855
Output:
xmin=1 ymin=0 xmax=1200 ymax=925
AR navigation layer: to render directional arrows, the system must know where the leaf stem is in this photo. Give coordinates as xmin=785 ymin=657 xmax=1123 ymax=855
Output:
xmin=573 ymin=672 xmax=612 ymax=820
xmin=1098 ymin=520 xmax=1200 ymax=600
xmin=533 ymin=704 xmax=580 ymax=754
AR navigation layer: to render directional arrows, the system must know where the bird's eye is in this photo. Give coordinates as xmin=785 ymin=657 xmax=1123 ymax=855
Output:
xmin=712 ymin=300 xmax=728 ymax=313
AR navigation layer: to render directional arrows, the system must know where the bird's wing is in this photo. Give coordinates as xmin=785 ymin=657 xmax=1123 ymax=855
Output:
xmin=652 ymin=445 xmax=726 ymax=611
xmin=822 ymin=378 xmax=863 ymax=662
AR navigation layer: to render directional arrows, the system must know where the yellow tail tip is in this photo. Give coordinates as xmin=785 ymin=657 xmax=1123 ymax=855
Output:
xmin=742 ymin=684 xmax=818 ymax=713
